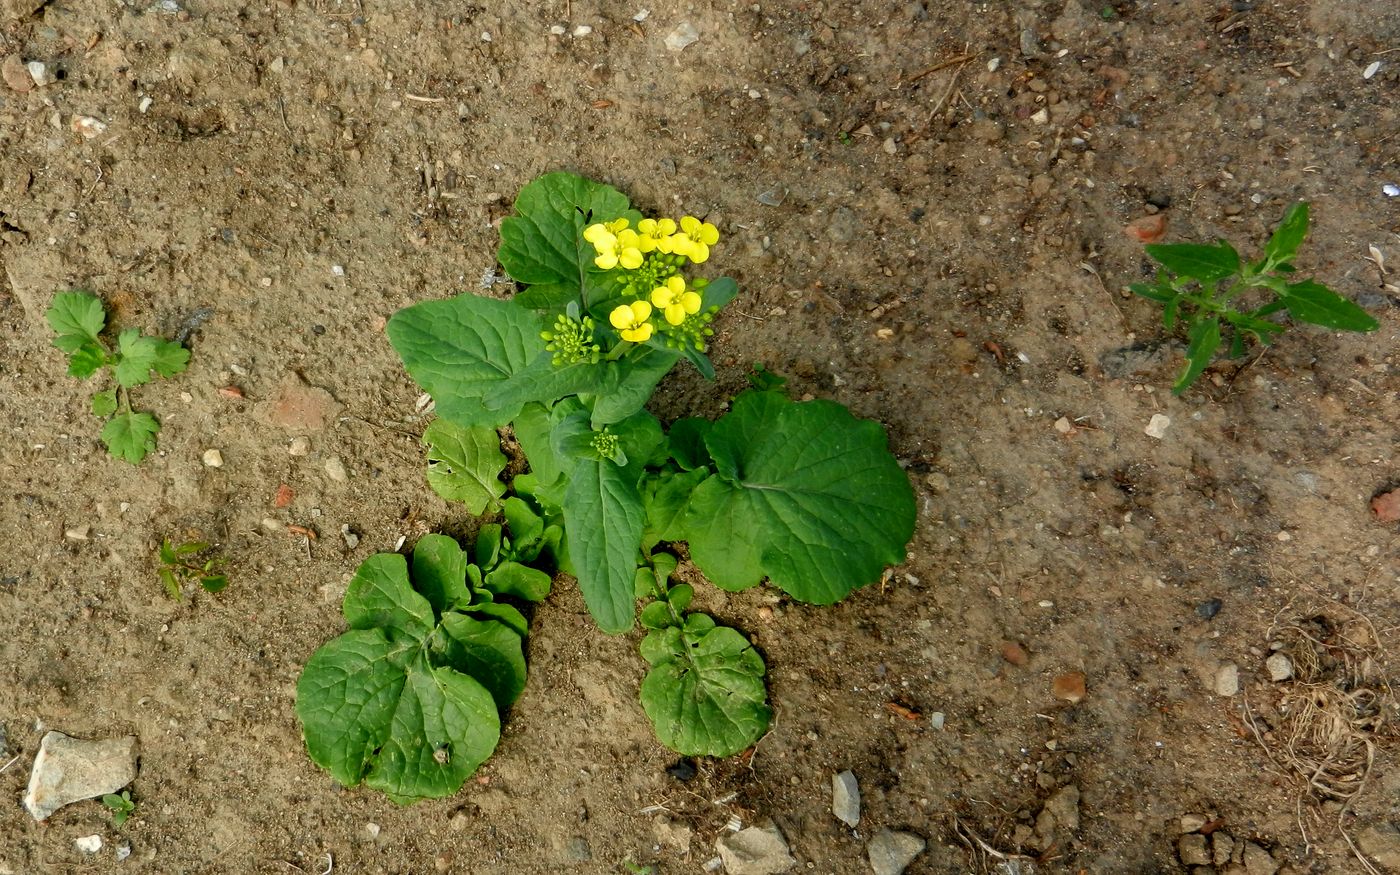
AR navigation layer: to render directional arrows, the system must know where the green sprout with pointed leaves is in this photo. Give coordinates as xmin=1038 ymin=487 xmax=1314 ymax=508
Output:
xmin=1130 ymin=202 xmax=1379 ymax=393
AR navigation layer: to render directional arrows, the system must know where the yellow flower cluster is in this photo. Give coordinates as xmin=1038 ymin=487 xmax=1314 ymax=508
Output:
xmin=608 ymin=275 xmax=709 ymax=345
xmin=584 ymin=214 xmax=719 ymax=271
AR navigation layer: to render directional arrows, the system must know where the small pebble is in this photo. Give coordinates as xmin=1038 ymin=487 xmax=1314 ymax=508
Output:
xmin=929 ymin=711 xmax=945 ymax=730
xmin=832 ymin=770 xmax=860 ymax=827
xmin=202 ymin=449 xmax=224 ymax=468
xmin=1052 ymin=671 xmax=1087 ymax=704
xmin=341 ymin=524 xmax=359 ymax=549
xmin=1180 ymin=813 xmax=1207 ymax=833
xmin=288 ymin=436 xmax=311 ymax=456
xmin=324 ymin=457 xmax=348 ymax=482
xmin=1001 ymin=641 xmax=1029 ymax=666
xmin=64 ymin=524 xmax=91 ymax=541
xmin=665 ymin=21 xmax=699 ymax=51
xmin=115 ymin=845 xmax=131 ymax=862
xmin=1215 ymin=662 xmax=1240 ymax=697
xmin=1053 ymin=416 xmax=1073 ymax=434
xmin=138 ymin=96 xmax=153 ymax=113
xmin=572 ymin=24 xmax=593 ymax=37
xmin=365 ymin=822 xmax=380 ymax=839
xmin=1384 ymin=183 xmax=1400 ymax=198
xmin=74 ymin=835 xmax=103 ymax=854
xmin=756 ymin=186 xmax=787 ymax=206
xmin=25 ymin=60 xmax=50 ymax=87
xmin=1144 ymin=414 xmax=1171 ymax=439
xmin=1196 ymin=598 xmax=1222 ymax=620
xmin=1030 ymin=108 xmax=1049 ymax=124
xmin=2 ymin=54 xmax=32 ymax=92
xmin=71 ymin=115 xmax=108 ymax=139
xmin=1363 ymin=60 xmax=1381 ymax=80
xmin=1266 ymin=652 xmax=1293 ymax=682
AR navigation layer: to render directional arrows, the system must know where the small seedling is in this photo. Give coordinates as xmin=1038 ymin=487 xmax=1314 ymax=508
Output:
xmin=158 ymin=539 xmax=228 ymax=600
xmin=1130 ymin=202 xmax=1379 ymax=393
xmin=45 ymin=290 xmax=190 ymax=463
xmin=101 ymin=790 xmax=135 ymax=827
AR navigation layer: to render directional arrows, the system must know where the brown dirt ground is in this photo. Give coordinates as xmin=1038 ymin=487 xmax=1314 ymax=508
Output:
xmin=2 ymin=1 xmax=1399 ymax=873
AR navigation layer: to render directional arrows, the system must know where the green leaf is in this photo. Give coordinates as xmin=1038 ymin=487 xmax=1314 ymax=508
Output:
xmin=563 ymin=457 xmax=645 ymax=633
xmin=668 ymin=583 xmax=693 ymax=612
xmin=46 ymin=291 xmax=106 ymax=352
xmin=343 ymin=553 xmax=436 ymax=642
xmin=436 ymin=613 xmax=528 ymax=709
xmin=642 ymin=468 xmax=709 ymax=551
xmin=1280 ymin=280 xmax=1380 ymax=332
xmin=639 ymin=623 xmax=771 ymax=756
xmin=640 ymin=601 xmax=674 ymax=630
xmin=1144 ymin=241 xmax=1240 ymax=282
xmin=483 ymin=561 xmax=552 ymax=602
xmin=497 ymin=172 xmax=633 ymax=306
xmin=667 ymin=418 xmax=713 ymax=470
xmin=422 ymin=420 xmax=507 ymax=514
xmin=1265 ymin=202 xmax=1309 ymax=267
xmin=101 ymin=411 xmax=160 ymax=464
xmin=483 ymin=352 xmax=610 ymax=418
xmin=411 ymin=534 xmax=472 ymax=616
xmin=466 ymin=600 xmax=529 ymax=637
xmin=387 ymin=294 xmax=545 ymax=428
xmin=1173 ymin=315 xmax=1221 ymax=394
xmin=159 ymin=539 xmax=178 ymax=565
xmin=590 ymin=347 xmax=682 ymax=426
xmin=610 ymin=409 xmax=667 ymax=479
xmin=502 ymin=497 xmax=544 ymax=549
xmin=296 ymin=629 xmax=418 ymax=788
xmin=1128 ymin=282 xmax=1176 ymax=304
xmin=200 ymin=575 xmax=228 ymax=593
xmin=159 ymin=567 xmax=181 ymax=600
xmin=112 ymin=329 xmax=163 ymax=388
xmin=475 ymin=524 xmax=502 ymax=571
xmin=678 ymin=391 xmax=914 ymax=604
xmin=362 ymin=659 xmax=500 ymax=801
xmin=90 ymin=388 xmax=118 ymax=417
xmin=150 ymin=338 xmax=191 ymax=378
xmin=68 ymin=342 xmax=107 ymax=378
xmin=512 ymin=402 xmax=567 ymax=492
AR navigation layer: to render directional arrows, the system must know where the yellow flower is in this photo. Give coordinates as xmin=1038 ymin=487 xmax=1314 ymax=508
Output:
xmin=670 ymin=216 xmax=719 ymax=264
xmin=609 ymin=300 xmax=654 ymax=342
xmin=649 ymin=276 xmax=703 ymax=325
xmin=636 ymin=217 xmax=677 ymax=253
xmin=584 ymin=222 xmax=643 ymax=270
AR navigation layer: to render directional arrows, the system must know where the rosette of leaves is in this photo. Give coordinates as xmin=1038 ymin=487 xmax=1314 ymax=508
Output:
xmin=1129 ymin=202 xmax=1379 ymax=393
xmin=295 ymin=516 xmax=553 ymax=803
xmin=635 ymin=555 xmax=770 ymax=756
xmin=45 ymin=290 xmax=191 ymax=463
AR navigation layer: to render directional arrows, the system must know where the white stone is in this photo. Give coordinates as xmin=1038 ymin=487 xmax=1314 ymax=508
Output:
xmin=715 ymin=822 xmax=794 ymax=875
xmin=288 ymin=436 xmax=310 ymax=456
xmin=74 ymin=835 xmax=103 ymax=854
xmin=832 ymin=770 xmax=860 ymax=827
xmin=202 ymin=448 xmax=224 ymax=468
xmin=1215 ymin=662 xmax=1240 ymax=697
xmin=23 ymin=732 xmax=139 ymax=821
xmin=665 ymin=22 xmax=699 ymax=52
xmin=867 ymin=829 xmax=925 ymax=875
xmin=1266 ymin=652 xmax=1293 ymax=682
xmin=324 ymin=457 xmax=348 ymax=482
xmin=1144 ymin=413 xmax=1171 ymax=439
xmin=1030 ymin=108 xmax=1049 ymax=124
xmin=572 ymin=25 xmax=593 ymax=37
xmin=1363 ymin=61 xmax=1381 ymax=80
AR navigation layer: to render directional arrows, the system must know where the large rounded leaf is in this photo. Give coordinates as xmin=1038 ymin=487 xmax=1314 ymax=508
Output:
xmin=679 ymin=391 xmax=915 ymax=604
xmin=639 ymin=621 xmax=770 ymax=756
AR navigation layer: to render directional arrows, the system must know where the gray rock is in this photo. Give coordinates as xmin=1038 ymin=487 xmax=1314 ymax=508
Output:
xmin=564 ymin=836 xmax=591 ymax=863
xmin=1098 ymin=339 xmax=1181 ymax=379
xmin=1215 ymin=662 xmax=1240 ymax=697
xmin=716 ymin=822 xmax=795 ymax=875
xmin=1178 ymin=834 xmax=1210 ymax=867
xmin=1242 ymin=842 xmax=1278 ymax=875
xmin=1213 ymin=831 xmax=1235 ymax=866
xmin=1035 ymin=784 xmax=1081 ymax=847
xmin=867 ymin=829 xmax=925 ymax=875
xmin=832 ymin=770 xmax=860 ymax=827
xmin=23 ymin=731 xmax=139 ymax=821
xmin=1266 ymin=653 xmax=1293 ymax=682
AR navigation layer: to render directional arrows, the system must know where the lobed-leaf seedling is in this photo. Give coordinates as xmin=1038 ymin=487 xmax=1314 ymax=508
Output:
xmin=157 ymin=539 xmax=228 ymax=600
xmin=1130 ymin=202 xmax=1379 ymax=393
xmin=45 ymin=290 xmax=191 ymax=463
xmin=297 ymin=172 xmax=916 ymax=800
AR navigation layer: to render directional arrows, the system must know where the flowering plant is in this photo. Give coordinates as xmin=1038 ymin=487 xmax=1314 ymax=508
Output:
xmin=372 ymin=173 xmax=915 ymax=762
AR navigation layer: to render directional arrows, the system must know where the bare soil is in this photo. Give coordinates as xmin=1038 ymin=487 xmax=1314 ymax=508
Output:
xmin=2 ymin=1 xmax=1399 ymax=873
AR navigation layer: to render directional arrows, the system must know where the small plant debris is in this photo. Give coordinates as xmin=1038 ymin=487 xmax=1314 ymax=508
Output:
xmin=157 ymin=539 xmax=228 ymax=600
